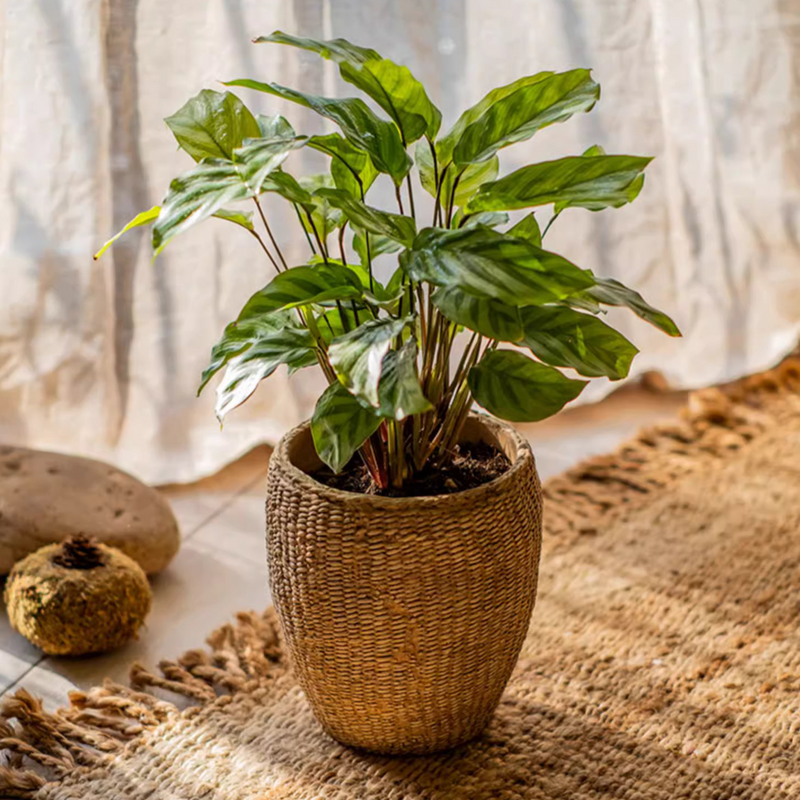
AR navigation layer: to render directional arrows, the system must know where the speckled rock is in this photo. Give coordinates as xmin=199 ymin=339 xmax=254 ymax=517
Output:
xmin=0 ymin=446 xmax=180 ymax=575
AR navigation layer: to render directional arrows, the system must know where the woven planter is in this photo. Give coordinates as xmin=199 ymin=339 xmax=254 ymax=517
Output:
xmin=265 ymin=414 xmax=542 ymax=755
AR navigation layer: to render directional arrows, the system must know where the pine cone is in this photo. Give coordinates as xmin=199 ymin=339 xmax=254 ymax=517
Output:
xmin=52 ymin=535 xmax=105 ymax=570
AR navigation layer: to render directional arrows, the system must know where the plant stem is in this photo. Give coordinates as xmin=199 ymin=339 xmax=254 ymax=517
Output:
xmin=294 ymin=203 xmax=317 ymax=256
xmin=395 ymin=185 xmax=405 ymax=215
xmin=253 ymin=197 xmax=287 ymax=270
xmin=305 ymin=312 xmax=336 ymax=384
xmin=542 ymin=211 xmax=561 ymax=240
xmin=248 ymin=229 xmax=281 ymax=272
xmin=405 ymin=174 xmax=416 ymax=221
xmin=428 ymin=139 xmax=440 ymax=226
xmin=304 ymin=211 xmax=329 ymax=262
xmin=305 ymin=211 xmax=350 ymax=335
xmin=357 ymin=184 xmax=375 ymax=292
xmin=433 ymin=163 xmax=450 ymax=227
xmin=445 ymin=171 xmax=463 ymax=228
xmin=338 ymin=225 xmax=348 ymax=265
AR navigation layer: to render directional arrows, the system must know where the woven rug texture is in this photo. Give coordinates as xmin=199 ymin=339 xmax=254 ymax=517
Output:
xmin=1 ymin=361 xmax=799 ymax=799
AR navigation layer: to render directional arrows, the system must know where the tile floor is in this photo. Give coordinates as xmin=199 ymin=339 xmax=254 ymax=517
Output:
xmin=0 ymin=385 xmax=686 ymax=713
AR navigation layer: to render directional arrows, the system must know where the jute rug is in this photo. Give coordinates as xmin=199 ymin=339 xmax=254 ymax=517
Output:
xmin=2 ymin=361 xmax=800 ymax=799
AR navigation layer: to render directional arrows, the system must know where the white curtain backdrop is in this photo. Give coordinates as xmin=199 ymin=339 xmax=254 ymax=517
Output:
xmin=2 ymin=0 xmax=799 ymax=484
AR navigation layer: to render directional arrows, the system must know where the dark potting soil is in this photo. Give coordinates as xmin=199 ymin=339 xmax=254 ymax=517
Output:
xmin=312 ymin=440 xmax=511 ymax=498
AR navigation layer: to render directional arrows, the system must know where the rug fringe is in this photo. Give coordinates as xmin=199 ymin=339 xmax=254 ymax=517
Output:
xmin=544 ymin=357 xmax=800 ymax=546
xmin=0 ymin=609 xmax=284 ymax=796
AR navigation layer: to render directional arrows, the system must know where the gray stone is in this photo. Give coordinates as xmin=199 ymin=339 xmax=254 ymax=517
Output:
xmin=0 ymin=446 xmax=180 ymax=575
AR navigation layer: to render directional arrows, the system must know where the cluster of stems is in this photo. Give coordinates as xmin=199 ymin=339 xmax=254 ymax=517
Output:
xmin=248 ymin=146 xmax=481 ymax=491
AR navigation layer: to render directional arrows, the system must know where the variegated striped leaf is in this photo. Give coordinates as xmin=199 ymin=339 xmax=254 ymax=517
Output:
xmin=377 ymin=338 xmax=431 ymax=420
xmin=468 ymin=349 xmax=586 ymax=422
xmin=451 ymin=70 xmax=600 ymax=166
xmin=198 ymin=309 xmax=300 ymax=395
xmin=237 ymin=264 xmax=364 ymax=320
xmin=224 ymin=79 xmax=412 ymax=184
xmin=431 ymin=286 xmax=522 ymax=341
xmin=257 ymin=32 xmax=441 ymax=143
xmin=311 ymin=382 xmax=382 ymax=473
xmin=576 ymin=277 xmax=681 ymax=337
xmin=401 ymin=226 xmax=593 ymax=307
xmin=328 ymin=316 xmax=410 ymax=406
xmin=451 ymin=209 xmax=508 ymax=230
xmin=215 ymin=327 xmax=317 ymax=421
xmin=467 ymin=154 xmax=652 ymax=214
xmin=152 ymin=134 xmax=305 ymax=255
xmin=316 ymin=188 xmax=417 ymax=246
xmin=519 ymin=305 xmax=638 ymax=379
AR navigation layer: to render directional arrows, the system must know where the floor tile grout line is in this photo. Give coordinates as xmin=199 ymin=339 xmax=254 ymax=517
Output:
xmin=183 ymin=467 xmax=269 ymax=543
xmin=1 ymin=654 xmax=45 ymax=699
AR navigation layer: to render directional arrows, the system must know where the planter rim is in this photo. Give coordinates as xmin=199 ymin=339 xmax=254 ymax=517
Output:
xmin=272 ymin=412 xmax=533 ymax=509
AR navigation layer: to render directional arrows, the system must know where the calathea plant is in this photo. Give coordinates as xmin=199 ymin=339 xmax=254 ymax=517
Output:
xmin=96 ymin=32 xmax=680 ymax=491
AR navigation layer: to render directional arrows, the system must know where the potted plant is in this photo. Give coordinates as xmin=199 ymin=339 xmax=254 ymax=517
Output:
xmin=97 ymin=32 xmax=680 ymax=755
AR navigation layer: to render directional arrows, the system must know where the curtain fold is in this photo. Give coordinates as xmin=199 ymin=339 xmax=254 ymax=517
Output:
xmin=1 ymin=0 xmax=798 ymax=484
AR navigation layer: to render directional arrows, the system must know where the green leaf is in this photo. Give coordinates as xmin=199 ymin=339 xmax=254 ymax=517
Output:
xmin=318 ymin=307 xmax=358 ymax=344
xmin=212 ymin=207 xmax=254 ymax=231
xmin=297 ymin=175 xmax=344 ymax=242
xmin=451 ymin=70 xmax=600 ymax=166
xmin=256 ymin=32 xmax=379 ymax=63
xmin=215 ymin=326 xmax=317 ymax=420
xmin=95 ymin=205 xmax=254 ymax=260
xmin=328 ymin=316 xmax=410 ymax=406
xmin=225 ymin=79 xmax=412 ymax=183
xmin=311 ymin=382 xmax=382 ymax=473
xmin=580 ymin=277 xmax=681 ymax=337
xmin=468 ymin=349 xmax=587 ymax=422
xmin=94 ymin=206 xmax=160 ymax=260
xmin=432 ymin=286 xmax=522 ymax=341
xmin=378 ymin=339 xmax=431 ymax=420
xmin=152 ymin=134 xmax=305 ymax=255
xmin=198 ymin=309 xmax=301 ymax=395
xmin=562 ymin=293 xmax=604 ymax=315
xmin=415 ymin=142 xmax=499 ymax=209
xmin=316 ymin=188 xmax=416 ymax=246
xmin=468 ymin=154 xmax=652 ymax=213
xmin=401 ymin=226 xmax=594 ymax=307
xmin=307 ymin=133 xmax=378 ymax=199
xmin=436 ymin=72 xmax=553 ymax=163
xmin=261 ymin=170 xmax=315 ymax=209
xmin=519 ymin=305 xmax=638 ymax=379
xmin=340 ymin=262 xmax=403 ymax=310
xmin=507 ymin=213 xmax=541 ymax=246
xmin=164 ymin=90 xmax=261 ymax=162
xmin=582 ymin=143 xmax=606 ymax=157
xmin=237 ymin=264 xmax=363 ymax=319
xmin=258 ymin=32 xmax=441 ymax=142
xmin=352 ymin=228 xmax=401 ymax=266
xmin=453 ymin=210 xmax=509 ymax=230
xmin=256 ymin=113 xmax=295 ymax=138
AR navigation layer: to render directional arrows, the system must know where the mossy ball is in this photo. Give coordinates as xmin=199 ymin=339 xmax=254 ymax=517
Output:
xmin=4 ymin=535 xmax=152 ymax=656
